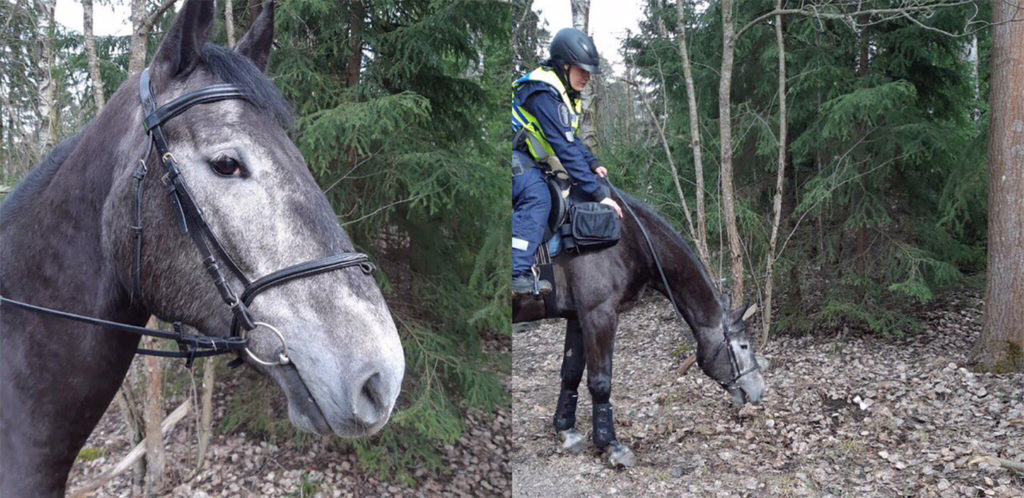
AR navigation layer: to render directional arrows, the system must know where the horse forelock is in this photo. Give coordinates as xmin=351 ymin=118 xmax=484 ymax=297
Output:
xmin=200 ymin=43 xmax=294 ymax=131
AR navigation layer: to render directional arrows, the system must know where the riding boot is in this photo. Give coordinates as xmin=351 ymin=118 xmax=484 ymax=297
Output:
xmin=512 ymin=274 xmax=552 ymax=296
xmin=553 ymin=389 xmax=578 ymax=431
xmin=592 ymin=402 xmax=616 ymax=450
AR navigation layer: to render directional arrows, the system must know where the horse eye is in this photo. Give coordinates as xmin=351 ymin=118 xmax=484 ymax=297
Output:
xmin=209 ymin=156 xmax=243 ymax=177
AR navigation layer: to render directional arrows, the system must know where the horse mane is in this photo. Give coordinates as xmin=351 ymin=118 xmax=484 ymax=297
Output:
xmin=0 ymin=133 xmax=83 ymax=223
xmin=201 ymin=43 xmax=294 ymax=130
xmin=611 ymin=186 xmax=720 ymax=300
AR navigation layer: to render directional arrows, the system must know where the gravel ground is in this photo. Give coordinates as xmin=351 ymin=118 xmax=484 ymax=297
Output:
xmin=512 ymin=291 xmax=1024 ymax=497
xmin=66 ymin=348 xmax=511 ymax=497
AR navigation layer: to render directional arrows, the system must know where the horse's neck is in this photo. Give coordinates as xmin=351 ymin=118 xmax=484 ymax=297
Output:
xmin=4 ymin=80 xmax=144 ymax=315
xmin=0 ymin=81 xmax=147 ymax=497
xmin=629 ymin=206 xmax=723 ymax=332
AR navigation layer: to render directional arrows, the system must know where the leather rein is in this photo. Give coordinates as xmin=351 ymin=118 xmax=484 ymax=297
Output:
xmin=0 ymin=68 xmax=374 ymax=368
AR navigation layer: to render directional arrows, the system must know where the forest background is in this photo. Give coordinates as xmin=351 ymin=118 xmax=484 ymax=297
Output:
xmin=1 ymin=0 xmax=512 ymax=486
xmin=518 ymin=0 xmax=1022 ymax=370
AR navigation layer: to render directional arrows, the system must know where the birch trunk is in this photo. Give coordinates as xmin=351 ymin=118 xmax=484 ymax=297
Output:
xmin=972 ymin=0 xmax=1024 ymax=373
xmin=36 ymin=0 xmax=57 ymax=157
xmin=129 ymin=0 xmax=178 ymax=74
xmin=675 ymin=0 xmax=711 ymax=268
xmin=196 ymin=358 xmax=217 ymax=468
xmin=570 ymin=0 xmax=589 ymax=33
xmin=83 ymin=0 xmax=105 ymax=111
xmin=761 ymin=4 xmax=787 ymax=346
xmin=143 ymin=343 xmax=166 ymax=494
xmin=225 ymin=0 xmax=236 ymax=46
xmin=718 ymin=0 xmax=744 ymax=302
xmin=129 ymin=0 xmax=148 ymax=74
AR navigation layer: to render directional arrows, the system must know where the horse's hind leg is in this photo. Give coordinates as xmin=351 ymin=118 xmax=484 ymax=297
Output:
xmin=581 ymin=305 xmax=637 ymax=467
xmin=554 ymin=319 xmax=585 ymax=453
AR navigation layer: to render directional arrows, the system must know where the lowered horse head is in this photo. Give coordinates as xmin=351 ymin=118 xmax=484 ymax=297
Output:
xmin=1 ymin=1 xmax=402 ymax=494
xmin=110 ymin=0 xmax=405 ymax=436
xmin=692 ymin=295 xmax=765 ymax=406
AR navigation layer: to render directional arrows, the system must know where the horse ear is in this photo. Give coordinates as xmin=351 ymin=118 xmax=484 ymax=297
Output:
xmin=720 ymin=291 xmax=732 ymax=311
xmin=150 ymin=0 xmax=216 ymax=89
xmin=741 ymin=303 xmax=758 ymax=322
xmin=235 ymin=1 xmax=275 ymax=72
xmin=727 ymin=303 xmax=757 ymax=325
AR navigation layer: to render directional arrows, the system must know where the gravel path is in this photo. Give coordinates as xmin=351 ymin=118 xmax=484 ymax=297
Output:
xmin=512 ymin=291 xmax=1024 ymax=497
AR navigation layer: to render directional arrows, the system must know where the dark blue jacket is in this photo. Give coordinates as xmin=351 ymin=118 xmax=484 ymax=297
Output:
xmin=515 ymin=81 xmax=609 ymax=201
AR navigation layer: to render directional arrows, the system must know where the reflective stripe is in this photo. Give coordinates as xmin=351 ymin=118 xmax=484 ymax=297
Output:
xmin=511 ymin=237 xmax=530 ymax=251
xmin=511 ymin=66 xmax=583 ymax=164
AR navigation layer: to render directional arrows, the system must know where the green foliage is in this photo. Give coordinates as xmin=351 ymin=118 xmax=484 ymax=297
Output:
xmin=268 ymin=0 xmax=512 ymax=481
xmin=608 ymin=0 xmax=989 ymax=337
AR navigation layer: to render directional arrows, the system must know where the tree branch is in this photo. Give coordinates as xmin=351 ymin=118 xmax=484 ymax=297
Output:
xmin=736 ymin=1 xmax=978 ymax=39
xmin=143 ymin=0 xmax=178 ymax=33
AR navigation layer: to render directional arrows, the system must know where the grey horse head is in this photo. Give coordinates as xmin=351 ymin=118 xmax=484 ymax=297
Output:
xmin=102 ymin=0 xmax=404 ymax=437
xmin=694 ymin=296 xmax=765 ymax=406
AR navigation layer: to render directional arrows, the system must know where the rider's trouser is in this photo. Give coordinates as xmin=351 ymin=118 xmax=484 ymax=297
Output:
xmin=512 ymin=151 xmax=550 ymax=277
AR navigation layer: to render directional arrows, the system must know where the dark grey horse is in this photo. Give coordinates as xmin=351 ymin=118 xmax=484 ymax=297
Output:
xmin=513 ymin=189 xmax=766 ymax=466
xmin=0 ymin=2 xmax=404 ymax=495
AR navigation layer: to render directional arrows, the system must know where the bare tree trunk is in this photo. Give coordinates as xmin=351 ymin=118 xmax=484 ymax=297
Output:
xmin=83 ymin=0 xmax=105 ymax=111
xmin=570 ymin=0 xmax=589 ymax=33
xmin=129 ymin=0 xmax=178 ymax=74
xmin=129 ymin=0 xmax=148 ymax=74
xmin=633 ymin=78 xmax=698 ymax=243
xmin=35 ymin=0 xmax=56 ymax=158
xmin=972 ymin=0 xmax=1024 ymax=373
xmin=113 ymin=381 xmax=147 ymax=486
xmin=345 ymin=0 xmax=365 ymax=88
xmin=675 ymin=0 xmax=711 ymax=268
xmin=142 ymin=345 xmax=165 ymax=495
xmin=569 ymin=0 xmax=596 ymax=143
xmin=225 ymin=0 xmax=236 ymax=46
xmin=718 ymin=0 xmax=744 ymax=302
xmin=343 ymin=0 xmax=365 ymax=169
xmin=196 ymin=358 xmax=217 ymax=469
xmin=761 ymin=3 xmax=787 ymax=346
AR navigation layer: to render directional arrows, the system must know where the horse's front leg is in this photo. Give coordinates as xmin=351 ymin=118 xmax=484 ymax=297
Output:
xmin=553 ymin=319 xmax=586 ymax=453
xmin=580 ymin=304 xmax=637 ymax=467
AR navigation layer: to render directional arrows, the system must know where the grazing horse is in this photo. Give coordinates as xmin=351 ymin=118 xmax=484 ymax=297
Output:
xmin=513 ymin=188 xmax=766 ymax=466
xmin=0 ymin=1 xmax=404 ymax=495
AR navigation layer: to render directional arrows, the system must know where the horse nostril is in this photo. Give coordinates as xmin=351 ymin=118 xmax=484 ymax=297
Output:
xmin=352 ymin=372 xmax=387 ymax=427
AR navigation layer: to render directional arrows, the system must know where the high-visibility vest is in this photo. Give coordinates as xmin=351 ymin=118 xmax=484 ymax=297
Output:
xmin=511 ymin=66 xmax=583 ymax=168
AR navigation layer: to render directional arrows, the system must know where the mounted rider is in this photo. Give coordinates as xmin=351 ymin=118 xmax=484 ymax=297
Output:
xmin=512 ymin=27 xmax=622 ymax=296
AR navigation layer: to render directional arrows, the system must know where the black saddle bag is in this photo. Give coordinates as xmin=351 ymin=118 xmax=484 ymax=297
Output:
xmin=569 ymin=202 xmax=621 ymax=251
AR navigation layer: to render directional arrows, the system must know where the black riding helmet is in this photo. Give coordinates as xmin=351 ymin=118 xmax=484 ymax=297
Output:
xmin=550 ymin=27 xmax=601 ymax=74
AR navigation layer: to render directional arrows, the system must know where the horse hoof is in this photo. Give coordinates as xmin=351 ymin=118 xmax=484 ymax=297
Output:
xmin=559 ymin=429 xmax=585 ymax=454
xmin=606 ymin=441 xmax=637 ymax=468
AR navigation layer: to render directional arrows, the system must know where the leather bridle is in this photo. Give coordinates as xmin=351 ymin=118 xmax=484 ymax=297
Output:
xmin=0 ymin=68 xmax=375 ymax=368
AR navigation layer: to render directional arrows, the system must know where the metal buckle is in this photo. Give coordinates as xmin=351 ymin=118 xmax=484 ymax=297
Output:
xmin=242 ymin=321 xmax=291 ymax=366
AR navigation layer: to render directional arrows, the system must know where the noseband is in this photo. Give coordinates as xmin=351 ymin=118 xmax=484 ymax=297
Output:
xmin=706 ymin=327 xmax=760 ymax=390
xmin=0 ymin=68 xmax=375 ymax=368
